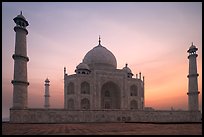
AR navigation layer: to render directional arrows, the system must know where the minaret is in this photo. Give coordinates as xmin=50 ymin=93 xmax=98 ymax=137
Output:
xmin=44 ymin=78 xmax=50 ymax=108
xmin=187 ymin=42 xmax=200 ymax=111
xmin=11 ymin=11 xmax=29 ymax=109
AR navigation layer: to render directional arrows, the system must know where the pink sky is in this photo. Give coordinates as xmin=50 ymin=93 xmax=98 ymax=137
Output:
xmin=2 ymin=2 xmax=202 ymax=119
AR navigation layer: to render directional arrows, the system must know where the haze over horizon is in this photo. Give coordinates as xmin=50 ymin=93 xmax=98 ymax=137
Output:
xmin=2 ymin=2 xmax=202 ymax=119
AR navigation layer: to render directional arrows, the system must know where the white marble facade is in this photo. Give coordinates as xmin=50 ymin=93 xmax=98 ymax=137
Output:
xmin=64 ymin=39 xmax=144 ymax=111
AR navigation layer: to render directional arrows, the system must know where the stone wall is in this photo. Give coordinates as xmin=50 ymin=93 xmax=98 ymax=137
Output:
xmin=10 ymin=108 xmax=201 ymax=123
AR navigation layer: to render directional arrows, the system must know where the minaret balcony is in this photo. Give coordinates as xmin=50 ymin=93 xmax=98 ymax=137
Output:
xmin=187 ymin=73 xmax=199 ymax=78
xmin=44 ymin=95 xmax=50 ymax=97
xmin=187 ymin=91 xmax=200 ymax=95
xmin=14 ymin=26 xmax=28 ymax=34
xmin=12 ymin=54 xmax=29 ymax=62
xmin=11 ymin=80 xmax=29 ymax=86
xmin=188 ymin=53 xmax=198 ymax=59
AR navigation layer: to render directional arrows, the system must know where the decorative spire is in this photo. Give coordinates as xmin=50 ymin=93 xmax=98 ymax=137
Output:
xmin=99 ymin=35 xmax=101 ymax=45
xmin=64 ymin=67 xmax=66 ymax=75
xmin=136 ymin=74 xmax=138 ymax=79
xmin=139 ymin=72 xmax=141 ymax=80
xmin=125 ymin=63 xmax=128 ymax=67
xmin=191 ymin=42 xmax=194 ymax=46
xmin=20 ymin=11 xmax=22 ymax=15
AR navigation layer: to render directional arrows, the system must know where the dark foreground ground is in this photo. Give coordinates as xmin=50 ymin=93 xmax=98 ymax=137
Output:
xmin=2 ymin=122 xmax=202 ymax=135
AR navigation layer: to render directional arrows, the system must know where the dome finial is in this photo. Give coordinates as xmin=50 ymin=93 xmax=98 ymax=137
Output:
xmin=20 ymin=11 xmax=22 ymax=15
xmin=99 ymin=35 xmax=101 ymax=45
xmin=125 ymin=63 xmax=128 ymax=67
xmin=192 ymin=42 xmax=194 ymax=46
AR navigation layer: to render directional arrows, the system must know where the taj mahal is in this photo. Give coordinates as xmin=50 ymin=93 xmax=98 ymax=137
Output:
xmin=64 ymin=36 xmax=145 ymax=111
xmin=10 ymin=12 xmax=201 ymax=123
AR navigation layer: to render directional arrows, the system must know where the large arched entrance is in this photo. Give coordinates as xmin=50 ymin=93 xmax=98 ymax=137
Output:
xmin=101 ymin=81 xmax=121 ymax=109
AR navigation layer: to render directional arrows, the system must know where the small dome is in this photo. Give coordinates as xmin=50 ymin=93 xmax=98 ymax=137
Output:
xmin=76 ymin=62 xmax=90 ymax=70
xmin=187 ymin=42 xmax=198 ymax=53
xmin=122 ymin=66 xmax=132 ymax=74
xmin=123 ymin=67 xmax=132 ymax=74
xmin=122 ymin=64 xmax=133 ymax=78
xmin=189 ymin=44 xmax=196 ymax=49
xmin=16 ymin=14 xmax=26 ymax=20
xmin=45 ymin=78 xmax=50 ymax=83
xmin=13 ymin=11 xmax=29 ymax=26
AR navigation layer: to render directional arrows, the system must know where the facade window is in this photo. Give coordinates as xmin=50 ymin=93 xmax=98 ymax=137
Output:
xmin=130 ymin=85 xmax=138 ymax=96
xmin=130 ymin=100 xmax=138 ymax=109
xmin=67 ymin=82 xmax=74 ymax=94
xmin=67 ymin=99 xmax=74 ymax=110
xmin=81 ymin=98 xmax=90 ymax=109
xmin=105 ymin=90 xmax=110 ymax=97
xmin=81 ymin=81 xmax=90 ymax=94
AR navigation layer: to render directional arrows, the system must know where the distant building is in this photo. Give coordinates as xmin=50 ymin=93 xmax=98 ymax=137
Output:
xmin=10 ymin=12 xmax=201 ymax=123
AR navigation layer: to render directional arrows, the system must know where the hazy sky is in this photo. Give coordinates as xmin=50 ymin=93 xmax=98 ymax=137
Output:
xmin=2 ymin=2 xmax=202 ymax=119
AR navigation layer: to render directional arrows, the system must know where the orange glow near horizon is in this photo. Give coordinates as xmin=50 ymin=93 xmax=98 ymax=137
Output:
xmin=2 ymin=2 xmax=202 ymax=119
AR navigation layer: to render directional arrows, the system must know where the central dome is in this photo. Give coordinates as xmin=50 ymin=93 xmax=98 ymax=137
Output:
xmin=83 ymin=39 xmax=117 ymax=70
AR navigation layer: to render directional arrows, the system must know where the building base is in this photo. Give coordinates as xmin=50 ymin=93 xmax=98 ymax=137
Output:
xmin=10 ymin=108 xmax=202 ymax=123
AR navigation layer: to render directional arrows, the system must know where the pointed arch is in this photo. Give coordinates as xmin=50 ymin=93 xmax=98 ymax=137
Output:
xmin=105 ymin=90 xmax=110 ymax=97
xmin=67 ymin=99 xmax=74 ymax=110
xmin=67 ymin=82 xmax=74 ymax=94
xmin=130 ymin=100 xmax=138 ymax=109
xmin=81 ymin=98 xmax=90 ymax=109
xmin=101 ymin=81 xmax=121 ymax=109
xmin=130 ymin=85 xmax=138 ymax=96
xmin=81 ymin=81 xmax=90 ymax=94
